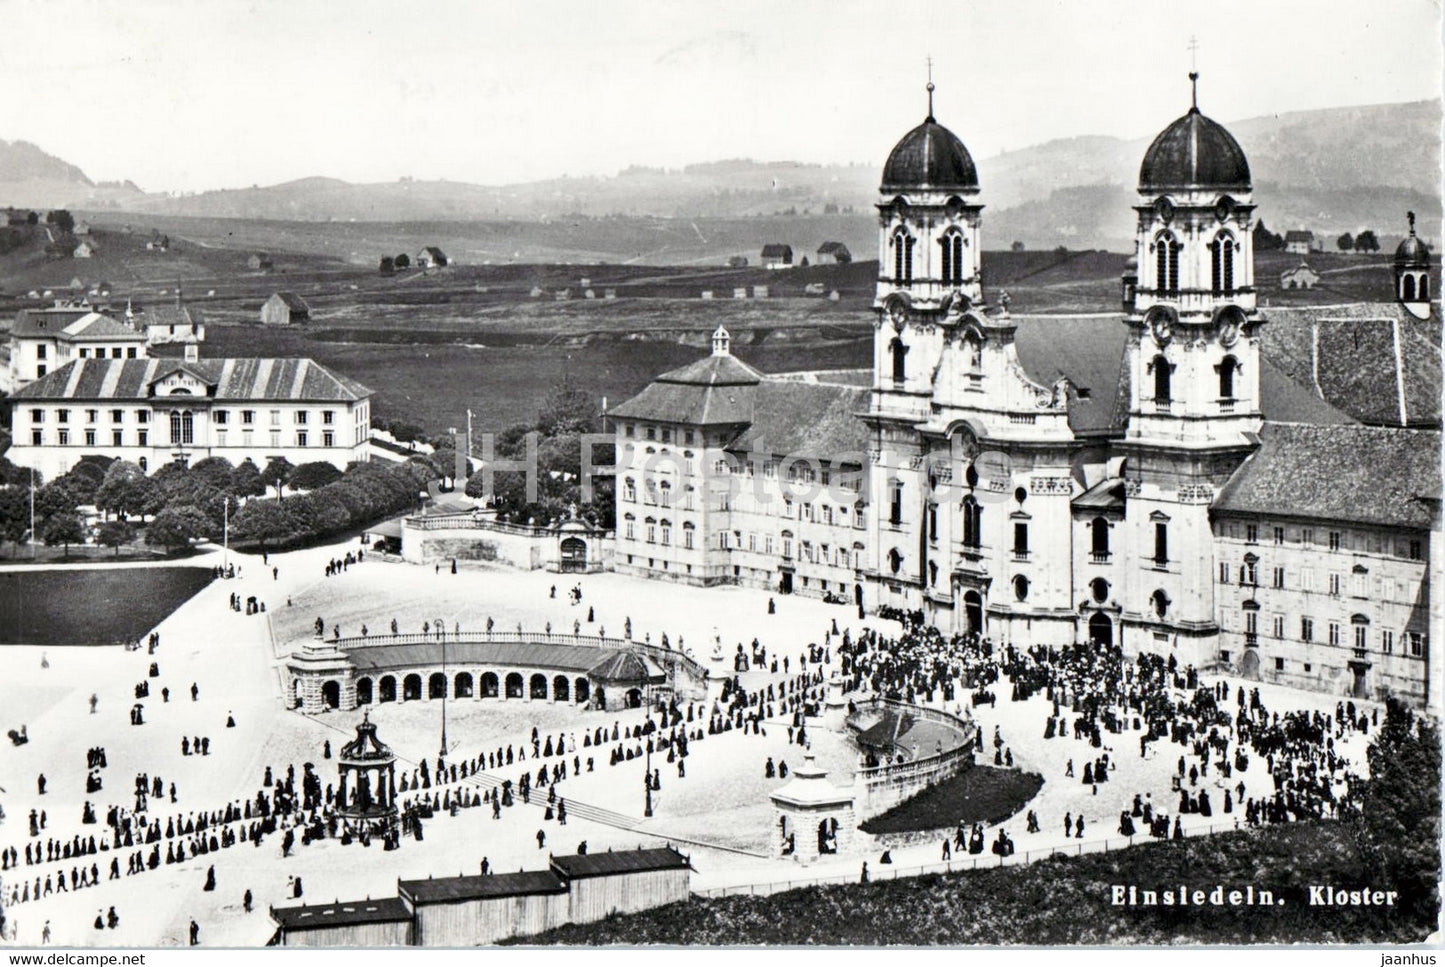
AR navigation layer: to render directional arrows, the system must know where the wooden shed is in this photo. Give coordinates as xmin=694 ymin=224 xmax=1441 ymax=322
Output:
xmin=270 ymin=897 xmax=414 ymax=947
xmin=261 ymin=291 xmax=310 ymax=325
xmin=550 ymin=847 xmax=691 ymax=924
xmin=398 ymin=870 xmax=568 ymax=945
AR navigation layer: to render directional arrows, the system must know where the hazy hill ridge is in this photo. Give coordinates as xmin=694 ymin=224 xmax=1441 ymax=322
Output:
xmin=0 ymin=100 xmax=1436 ymax=250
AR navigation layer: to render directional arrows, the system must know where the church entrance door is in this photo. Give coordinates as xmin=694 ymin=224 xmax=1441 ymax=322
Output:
xmin=1239 ymin=649 xmax=1261 ymax=682
xmin=964 ymin=590 xmax=983 ymax=636
xmin=1088 ymin=612 xmax=1113 ymax=647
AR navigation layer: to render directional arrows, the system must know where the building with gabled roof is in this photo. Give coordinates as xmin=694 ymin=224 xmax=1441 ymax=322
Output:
xmin=8 ymin=305 xmax=148 ymax=389
xmin=416 ymin=246 xmax=448 ymax=269
xmin=760 ymin=243 xmax=793 ymax=268
xmin=8 ymin=356 xmax=373 ymax=479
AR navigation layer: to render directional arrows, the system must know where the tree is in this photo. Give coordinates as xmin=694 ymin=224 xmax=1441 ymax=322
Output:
xmin=394 ymin=253 xmax=411 ymax=269
xmin=1253 ymin=220 xmax=1284 ymax=252
xmin=96 ymin=519 xmax=135 ymax=557
xmin=232 ymin=498 xmax=296 ymax=545
xmin=1355 ymin=229 xmax=1380 ymax=253
xmin=95 ymin=461 xmax=146 ymax=519
xmin=289 ymin=461 xmax=343 ymax=491
xmin=379 ymin=255 xmax=395 ymax=274
xmin=45 ymin=210 xmax=75 ymax=234
xmin=1337 ymin=232 xmax=1354 ymax=252
xmin=145 ymin=506 xmax=208 ymax=553
xmin=42 ymin=511 xmax=84 ymax=556
xmin=0 ymin=486 xmax=28 ymax=549
xmin=1011 ymin=241 xmax=1025 ymax=252
xmin=230 ymin=459 xmax=266 ymax=498
xmin=260 ymin=457 xmax=294 ymax=500
xmin=1345 ymin=697 xmax=1440 ymax=922
xmin=190 ymin=456 xmax=235 ymax=493
xmin=35 ymin=479 xmax=78 ymax=521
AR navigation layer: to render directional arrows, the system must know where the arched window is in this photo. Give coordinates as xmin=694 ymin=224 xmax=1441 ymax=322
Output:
xmin=623 ymin=477 xmax=636 ymax=502
xmin=623 ymin=512 xmax=636 ymax=541
xmin=1402 ymin=274 xmax=1417 ymax=301
xmin=1210 ymin=233 xmax=1236 ymax=295
xmin=888 ymin=481 xmax=903 ymax=526
xmin=1421 ymin=274 xmax=1430 ymax=300
xmin=889 ymin=337 xmax=908 ymax=383
xmin=1090 ymin=517 xmax=1110 ymax=559
xmin=169 ymin=411 xmax=181 ymax=445
xmin=138 ymin=457 xmax=147 ymax=473
xmin=1155 ymin=232 xmax=1181 ymax=295
xmin=644 ymin=517 xmax=656 ymax=544
xmin=887 ymin=548 xmax=903 ymax=574
xmin=962 ymin=496 xmax=982 ymax=549
xmin=660 ymin=519 xmax=671 ymax=546
xmin=1151 ymin=589 xmax=1170 ymax=619
xmin=1090 ymin=577 xmax=1110 ymax=603
xmin=939 ymin=231 xmax=964 ymax=285
xmin=1151 ymin=354 xmax=1173 ymax=404
xmin=682 ymin=521 xmax=695 ymax=549
xmin=1013 ymin=575 xmax=1029 ymax=601
xmin=1218 ymin=355 xmax=1238 ymax=399
xmin=892 ymin=230 xmax=914 ymax=284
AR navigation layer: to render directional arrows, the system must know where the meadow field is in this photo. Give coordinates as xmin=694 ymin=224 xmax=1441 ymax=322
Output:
xmin=0 ymin=566 xmax=214 ymax=646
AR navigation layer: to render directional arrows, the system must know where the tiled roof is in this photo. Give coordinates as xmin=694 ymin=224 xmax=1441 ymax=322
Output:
xmin=1259 ymin=305 xmax=1442 ymax=427
xmin=61 ymin=313 xmax=146 ymax=341
xmin=137 ymin=304 xmax=202 ymax=329
xmin=1213 ymin=422 xmax=1441 ymax=529
xmin=11 ymin=306 xmax=95 ymax=337
xmin=271 ymin=897 xmax=411 ymax=930
xmin=586 ymin=650 xmax=666 ymax=683
xmin=760 ymin=244 xmax=792 ymax=258
xmin=12 ymin=358 xmax=372 ymax=402
xmin=730 ymin=381 xmax=869 ymax=458
xmin=608 ymin=353 xmax=761 ymax=426
xmin=1012 ymin=315 xmax=1130 ymax=435
xmin=345 ymin=639 xmax=608 ymax=674
xmin=1257 ymin=356 xmax=1354 ymax=425
xmin=1073 ymin=477 xmax=1126 ymax=511
xmin=549 ymin=847 xmax=689 ymax=880
xmin=399 ymin=870 xmax=565 ymax=904
xmin=270 ymin=291 xmax=310 ymax=312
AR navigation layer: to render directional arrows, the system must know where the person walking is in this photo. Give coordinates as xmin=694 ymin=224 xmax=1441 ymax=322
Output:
xmin=188 ymin=919 xmax=199 ymax=946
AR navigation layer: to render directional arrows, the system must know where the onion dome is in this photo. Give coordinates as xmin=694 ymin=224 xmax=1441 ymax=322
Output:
xmin=1139 ymin=73 xmax=1251 ymax=192
xmin=881 ymin=81 xmax=978 ymax=192
xmin=1395 ymin=211 xmax=1431 ymax=267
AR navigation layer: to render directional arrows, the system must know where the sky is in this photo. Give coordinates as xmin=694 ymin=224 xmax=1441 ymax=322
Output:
xmin=0 ymin=0 xmax=1440 ymax=193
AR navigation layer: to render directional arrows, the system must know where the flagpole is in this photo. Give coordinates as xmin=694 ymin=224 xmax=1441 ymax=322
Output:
xmin=29 ymin=467 xmax=36 ymax=559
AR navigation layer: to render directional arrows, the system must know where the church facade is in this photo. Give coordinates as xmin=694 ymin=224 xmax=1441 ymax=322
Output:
xmin=612 ymin=77 xmax=1441 ymax=708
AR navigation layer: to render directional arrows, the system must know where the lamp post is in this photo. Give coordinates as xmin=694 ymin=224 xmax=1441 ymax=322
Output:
xmin=439 ymin=629 xmax=448 ymax=758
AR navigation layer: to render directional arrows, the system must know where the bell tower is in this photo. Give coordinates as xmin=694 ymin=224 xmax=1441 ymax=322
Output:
xmin=1117 ymin=73 xmax=1264 ymax=667
xmin=1125 ymin=73 xmax=1263 ymax=450
xmin=1394 ymin=211 xmax=1433 ymax=320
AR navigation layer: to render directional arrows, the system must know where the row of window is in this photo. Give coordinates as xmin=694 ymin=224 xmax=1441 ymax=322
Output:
xmin=1149 ymin=230 xmax=1238 ymax=296
xmin=1240 ymin=612 xmax=1426 ymax=657
xmin=28 ymin=407 xmax=341 ymax=426
xmin=34 ymin=345 xmax=141 ymax=361
xmin=1230 ymin=522 xmax=1423 ymax=560
xmin=30 ymin=428 xmax=343 ymax=448
xmin=888 ymin=228 xmax=970 ymax=286
xmin=1221 ymin=562 xmax=1417 ymax=601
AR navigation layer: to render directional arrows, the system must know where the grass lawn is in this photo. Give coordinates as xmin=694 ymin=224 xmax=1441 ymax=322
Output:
xmin=860 ymin=766 xmax=1044 ymax=836
xmin=0 ymin=566 xmax=214 ymax=646
xmin=518 ymin=821 xmax=1436 ymax=945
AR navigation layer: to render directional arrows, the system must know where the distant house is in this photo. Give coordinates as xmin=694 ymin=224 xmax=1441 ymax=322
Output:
xmin=74 ymin=241 xmax=95 ymax=259
xmin=416 ymin=246 xmax=448 ymax=269
xmin=261 ymin=291 xmax=311 ymax=326
xmin=760 ymin=244 xmax=793 ymax=269
xmin=816 ymin=241 xmax=851 ymax=264
xmin=247 ymin=253 xmax=274 ymax=271
xmin=74 ymin=220 xmax=91 ymax=236
xmin=1280 ymin=262 xmax=1319 ymax=290
xmin=146 ymin=235 xmax=169 ymax=252
xmin=1284 ymin=231 xmax=1318 ymax=255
